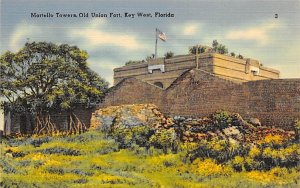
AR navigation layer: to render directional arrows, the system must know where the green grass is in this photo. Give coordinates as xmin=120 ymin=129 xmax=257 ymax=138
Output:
xmin=1 ymin=130 xmax=299 ymax=188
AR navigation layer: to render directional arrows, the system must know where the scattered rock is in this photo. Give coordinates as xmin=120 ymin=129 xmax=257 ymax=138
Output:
xmin=91 ymin=104 xmax=295 ymax=143
xmin=223 ymin=126 xmax=240 ymax=136
xmin=249 ymin=118 xmax=261 ymax=126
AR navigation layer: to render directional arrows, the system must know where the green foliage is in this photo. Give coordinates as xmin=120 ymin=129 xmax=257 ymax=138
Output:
xmin=189 ymin=45 xmax=211 ymax=54
xmin=237 ymin=54 xmax=244 ymax=59
xmin=111 ymin=126 xmax=154 ymax=148
xmin=6 ymin=136 xmax=52 ymax=147
xmin=0 ymin=42 xmax=109 ymax=134
xmin=125 ymin=54 xmax=156 ymax=66
xmin=149 ymin=129 xmax=179 ymax=153
xmin=125 ymin=60 xmax=145 ymax=66
xmin=46 ymin=166 xmax=65 ymax=174
xmin=0 ymin=158 xmax=17 ymax=173
xmin=212 ymin=40 xmax=228 ymax=54
xmin=189 ymin=138 xmax=249 ymax=163
xmin=40 ymin=147 xmax=81 ymax=156
xmin=30 ymin=137 xmax=53 ymax=147
xmin=1 ymin=42 xmax=109 ymax=110
xmin=230 ymin=52 xmax=236 ymax=57
xmin=164 ymin=51 xmax=174 ymax=59
xmin=1 ymin=129 xmax=299 ymax=187
xmin=212 ymin=110 xmax=233 ymax=128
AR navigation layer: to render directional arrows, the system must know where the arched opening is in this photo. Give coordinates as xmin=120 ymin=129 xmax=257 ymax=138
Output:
xmin=154 ymin=82 xmax=164 ymax=88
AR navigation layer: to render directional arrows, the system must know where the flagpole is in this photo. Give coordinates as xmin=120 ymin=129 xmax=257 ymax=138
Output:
xmin=155 ymin=28 xmax=158 ymax=59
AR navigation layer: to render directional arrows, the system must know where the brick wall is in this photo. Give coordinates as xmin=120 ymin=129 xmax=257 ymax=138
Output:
xmin=6 ymin=107 xmax=95 ymax=135
xmin=102 ymin=77 xmax=163 ymax=107
xmin=49 ymin=107 xmax=95 ymax=131
xmin=103 ymin=69 xmax=300 ymax=130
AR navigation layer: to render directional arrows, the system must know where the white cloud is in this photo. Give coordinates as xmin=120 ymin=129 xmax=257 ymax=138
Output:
xmin=89 ymin=59 xmax=119 ymax=70
xmin=226 ymin=22 xmax=280 ymax=45
xmin=70 ymin=20 xmax=142 ymax=50
xmin=9 ymin=22 xmax=42 ymax=51
xmin=183 ymin=23 xmax=200 ymax=36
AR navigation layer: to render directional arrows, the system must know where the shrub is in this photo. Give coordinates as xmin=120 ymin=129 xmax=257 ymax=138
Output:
xmin=212 ymin=110 xmax=232 ymax=129
xmin=71 ymin=169 xmax=93 ymax=176
xmin=149 ymin=129 xmax=179 ymax=154
xmin=17 ymin=160 xmax=31 ymax=167
xmin=40 ymin=147 xmax=80 ymax=156
xmin=190 ymin=158 xmax=232 ymax=177
xmin=189 ymin=138 xmax=249 ymax=163
xmin=5 ymin=148 xmax=25 ymax=158
xmin=46 ymin=166 xmax=65 ymax=175
xmin=30 ymin=137 xmax=53 ymax=147
xmin=112 ymin=126 xmax=154 ymax=149
xmin=231 ymin=156 xmax=244 ymax=172
xmin=0 ymin=158 xmax=17 ymax=173
xmin=164 ymin=51 xmax=174 ymax=59
xmin=73 ymin=178 xmax=88 ymax=184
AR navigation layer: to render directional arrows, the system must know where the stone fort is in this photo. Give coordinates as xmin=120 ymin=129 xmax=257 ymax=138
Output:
xmin=103 ymin=53 xmax=300 ymax=130
xmin=114 ymin=53 xmax=279 ymax=88
xmin=3 ymin=52 xmax=300 ymax=135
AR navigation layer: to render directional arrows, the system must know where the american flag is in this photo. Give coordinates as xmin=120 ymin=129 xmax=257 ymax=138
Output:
xmin=156 ymin=28 xmax=166 ymax=41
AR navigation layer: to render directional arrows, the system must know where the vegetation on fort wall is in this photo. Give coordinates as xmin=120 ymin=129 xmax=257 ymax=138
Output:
xmin=125 ymin=40 xmax=245 ymax=66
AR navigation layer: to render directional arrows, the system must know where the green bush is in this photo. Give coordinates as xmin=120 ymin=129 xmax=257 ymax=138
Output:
xmin=40 ymin=147 xmax=80 ymax=156
xmin=30 ymin=137 xmax=53 ymax=147
xmin=0 ymin=158 xmax=17 ymax=174
xmin=149 ymin=129 xmax=179 ymax=154
xmin=112 ymin=126 xmax=154 ymax=148
xmin=212 ymin=110 xmax=233 ymax=129
xmin=189 ymin=138 xmax=249 ymax=163
xmin=46 ymin=166 xmax=65 ymax=174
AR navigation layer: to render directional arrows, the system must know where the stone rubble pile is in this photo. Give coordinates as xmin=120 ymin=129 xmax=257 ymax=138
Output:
xmin=90 ymin=104 xmax=296 ymax=143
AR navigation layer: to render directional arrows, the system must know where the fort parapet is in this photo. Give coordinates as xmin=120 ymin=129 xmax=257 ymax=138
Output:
xmin=114 ymin=53 xmax=280 ymax=89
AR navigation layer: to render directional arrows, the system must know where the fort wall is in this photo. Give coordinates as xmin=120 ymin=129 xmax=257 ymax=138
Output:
xmin=103 ymin=69 xmax=300 ymax=130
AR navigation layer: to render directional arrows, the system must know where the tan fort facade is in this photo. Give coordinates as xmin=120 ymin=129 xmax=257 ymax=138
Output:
xmin=114 ymin=53 xmax=280 ymax=89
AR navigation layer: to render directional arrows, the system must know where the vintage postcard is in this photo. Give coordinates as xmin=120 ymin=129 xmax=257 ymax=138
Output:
xmin=1 ymin=0 xmax=299 ymax=187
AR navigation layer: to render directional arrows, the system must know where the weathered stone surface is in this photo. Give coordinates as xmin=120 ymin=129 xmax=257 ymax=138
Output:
xmin=91 ymin=104 xmax=296 ymax=143
xmin=249 ymin=118 xmax=261 ymax=127
xmin=90 ymin=104 xmax=166 ymax=131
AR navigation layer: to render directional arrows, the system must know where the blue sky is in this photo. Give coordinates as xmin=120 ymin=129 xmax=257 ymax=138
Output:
xmin=1 ymin=0 xmax=299 ymax=85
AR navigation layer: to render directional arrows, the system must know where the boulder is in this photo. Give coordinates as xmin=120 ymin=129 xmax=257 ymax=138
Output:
xmin=90 ymin=104 xmax=166 ymax=131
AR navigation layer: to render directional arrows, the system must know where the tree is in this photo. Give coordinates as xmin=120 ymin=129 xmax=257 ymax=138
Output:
xmin=0 ymin=42 xmax=109 ymax=134
xmin=189 ymin=45 xmax=212 ymax=55
xmin=217 ymin=44 xmax=228 ymax=54
xmin=164 ymin=51 xmax=174 ymax=59
xmin=230 ymin=52 xmax=236 ymax=57
xmin=237 ymin=54 xmax=244 ymax=59
xmin=212 ymin=40 xmax=219 ymax=52
xmin=212 ymin=40 xmax=228 ymax=54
